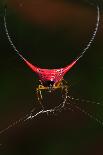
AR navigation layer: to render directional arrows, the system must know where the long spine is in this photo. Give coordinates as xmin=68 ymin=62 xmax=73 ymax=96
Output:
xmin=76 ymin=5 xmax=100 ymax=61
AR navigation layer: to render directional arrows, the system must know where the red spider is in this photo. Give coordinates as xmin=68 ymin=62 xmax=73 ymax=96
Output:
xmin=4 ymin=5 xmax=100 ymax=109
xmin=0 ymin=4 xmax=102 ymax=138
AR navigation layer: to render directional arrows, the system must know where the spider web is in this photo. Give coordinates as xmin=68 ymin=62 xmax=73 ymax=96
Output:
xmin=0 ymin=86 xmax=103 ymax=139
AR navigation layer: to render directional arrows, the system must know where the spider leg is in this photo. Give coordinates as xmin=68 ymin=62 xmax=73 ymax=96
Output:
xmin=61 ymin=81 xmax=69 ymax=107
xmin=52 ymin=80 xmax=69 ymax=112
xmin=60 ymin=80 xmax=68 ymax=101
xmin=36 ymin=85 xmax=44 ymax=110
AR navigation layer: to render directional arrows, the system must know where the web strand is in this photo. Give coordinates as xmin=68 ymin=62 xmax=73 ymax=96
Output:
xmin=0 ymin=85 xmax=69 ymax=136
xmin=68 ymin=95 xmax=103 ymax=107
xmin=67 ymin=95 xmax=103 ymax=126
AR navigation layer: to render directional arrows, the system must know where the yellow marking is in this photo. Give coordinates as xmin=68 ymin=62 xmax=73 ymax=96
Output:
xmin=36 ymin=82 xmax=62 ymax=91
xmin=36 ymin=79 xmax=68 ymax=91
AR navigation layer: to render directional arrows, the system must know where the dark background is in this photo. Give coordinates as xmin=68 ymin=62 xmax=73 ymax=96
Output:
xmin=0 ymin=0 xmax=103 ymax=154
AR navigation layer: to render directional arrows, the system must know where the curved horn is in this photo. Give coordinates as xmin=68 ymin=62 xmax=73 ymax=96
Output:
xmin=63 ymin=5 xmax=100 ymax=74
xmin=4 ymin=7 xmax=38 ymax=72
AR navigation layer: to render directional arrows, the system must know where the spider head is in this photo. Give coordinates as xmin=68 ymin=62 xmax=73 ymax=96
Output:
xmin=47 ymin=80 xmax=55 ymax=91
xmin=43 ymin=80 xmax=55 ymax=92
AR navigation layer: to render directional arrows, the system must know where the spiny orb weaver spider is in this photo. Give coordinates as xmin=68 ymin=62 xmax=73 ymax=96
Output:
xmin=4 ymin=4 xmax=100 ymax=107
xmin=0 ymin=4 xmax=102 ymax=136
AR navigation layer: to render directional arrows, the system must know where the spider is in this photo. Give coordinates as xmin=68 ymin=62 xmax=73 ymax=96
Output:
xmin=0 ymin=4 xmax=101 ymax=136
xmin=4 ymin=5 xmax=100 ymax=109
